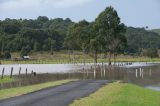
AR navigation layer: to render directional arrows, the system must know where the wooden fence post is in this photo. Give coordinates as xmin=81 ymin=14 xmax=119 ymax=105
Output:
xmin=10 ymin=67 xmax=13 ymax=78
xmin=19 ymin=67 xmax=21 ymax=76
xmin=26 ymin=68 xmax=28 ymax=76
xmin=136 ymin=69 xmax=138 ymax=78
xmin=1 ymin=68 xmax=5 ymax=79
xmin=31 ymin=70 xmax=34 ymax=77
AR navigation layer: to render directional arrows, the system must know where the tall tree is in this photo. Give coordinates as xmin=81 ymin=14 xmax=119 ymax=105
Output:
xmin=94 ymin=6 xmax=126 ymax=65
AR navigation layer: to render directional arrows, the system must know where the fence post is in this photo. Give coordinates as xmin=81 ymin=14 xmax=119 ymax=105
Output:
xmin=104 ymin=68 xmax=106 ymax=77
xmin=19 ymin=67 xmax=21 ymax=76
xmin=31 ymin=70 xmax=34 ymax=77
xmin=136 ymin=69 xmax=138 ymax=78
xmin=26 ymin=68 xmax=28 ymax=76
xmin=1 ymin=68 xmax=5 ymax=79
xmin=10 ymin=67 xmax=13 ymax=78
xmin=94 ymin=69 xmax=96 ymax=79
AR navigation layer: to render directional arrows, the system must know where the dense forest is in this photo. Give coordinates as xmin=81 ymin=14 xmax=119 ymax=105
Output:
xmin=125 ymin=27 xmax=160 ymax=55
xmin=0 ymin=7 xmax=160 ymax=59
xmin=0 ymin=17 xmax=74 ymax=57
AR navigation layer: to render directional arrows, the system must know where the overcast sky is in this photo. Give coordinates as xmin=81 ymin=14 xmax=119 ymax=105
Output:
xmin=0 ymin=0 xmax=160 ymax=29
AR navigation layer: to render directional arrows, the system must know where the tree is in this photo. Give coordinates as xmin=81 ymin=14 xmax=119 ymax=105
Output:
xmin=20 ymin=46 xmax=31 ymax=57
xmin=89 ymin=39 xmax=100 ymax=64
xmin=65 ymin=20 xmax=102 ymax=64
xmin=144 ymin=48 xmax=159 ymax=58
xmin=64 ymin=20 xmax=89 ymax=50
xmin=48 ymin=39 xmax=56 ymax=55
xmin=37 ymin=16 xmax=49 ymax=22
xmin=4 ymin=51 xmax=11 ymax=59
xmin=34 ymin=42 xmax=41 ymax=51
xmin=94 ymin=6 xmax=126 ymax=65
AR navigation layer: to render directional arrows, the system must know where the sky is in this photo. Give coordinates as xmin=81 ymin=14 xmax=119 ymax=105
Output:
xmin=0 ymin=0 xmax=160 ymax=29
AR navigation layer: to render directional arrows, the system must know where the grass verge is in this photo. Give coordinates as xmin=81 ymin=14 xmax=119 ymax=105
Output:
xmin=70 ymin=82 xmax=160 ymax=106
xmin=0 ymin=77 xmax=15 ymax=83
xmin=0 ymin=79 xmax=74 ymax=100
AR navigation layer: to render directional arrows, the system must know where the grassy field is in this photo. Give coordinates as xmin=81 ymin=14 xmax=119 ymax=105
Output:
xmin=1 ymin=51 xmax=160 ymax=64
xmin=0 ymin=76 xmax=15 ymax=83
xmin=70 ymin=82 xmax=160 ymax=106
xmin=0 ymin=79 xmax=74 ymax=100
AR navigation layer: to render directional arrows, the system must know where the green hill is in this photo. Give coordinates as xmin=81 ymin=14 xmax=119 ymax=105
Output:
xmin=125 ymin=27 xmax=160 ymax=54
xmin=150 ymin=29 xmax=160 ymax=35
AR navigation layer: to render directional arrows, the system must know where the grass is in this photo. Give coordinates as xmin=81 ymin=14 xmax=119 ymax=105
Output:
xmin=1 ymin=57 xmax=160 ymax=64
xmin=0 ymin=79 xmax=74 ymax=100
xmin=0 ymin=76 xmax=15 ymax=83
xmin=70 ymin=82 xmax=160 ymax=106
xmin=1 ymin=51 xmax=160 ymax=64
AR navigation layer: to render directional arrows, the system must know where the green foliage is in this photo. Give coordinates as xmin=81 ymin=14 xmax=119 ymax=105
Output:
xmin=94 ymin=6 xmax=127 ymax=65
xmin=20 ymin=46 xmax=31 ymax=57
xmin=94 ymin=6 xmax=126 ymax=53
xmin=125 ymin=27 xmax=160 ymax=54
xmin=4 ymin=51 xmax=11 ymax=59
xmin=0 ymin=17 xmax=74 ymax=53
xmin=0 ymin=51 xmax=11 ymax=59
xmin=151 ymin=29 xmax=160 ymax=35
xmin=143 ymin=48 xmax=159 ymax=58
xmin=64 ymin=20 xmax=90 ymax=50
xmin=0 ymin=10 xmax=159 ymax=57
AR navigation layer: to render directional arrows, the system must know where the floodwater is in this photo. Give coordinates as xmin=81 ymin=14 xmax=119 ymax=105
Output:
xmin=1 ymin=62 xmax=160 ymax=91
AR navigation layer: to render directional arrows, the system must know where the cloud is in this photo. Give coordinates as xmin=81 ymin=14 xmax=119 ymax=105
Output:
xmin=0 ymin=0 xmax=92 ymax=9
xmin=51 ymin=0 xmax=92 ymax=8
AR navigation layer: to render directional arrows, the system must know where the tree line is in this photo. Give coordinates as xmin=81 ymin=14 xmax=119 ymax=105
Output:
xmin=0 ymin=16 xmax=73 ymax=58
xmin=0 ymin=6 xmax=159 ymax=61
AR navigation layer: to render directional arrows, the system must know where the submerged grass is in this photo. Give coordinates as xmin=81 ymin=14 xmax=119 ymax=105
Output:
xmin=0 ymin=76 xmax=15 ymax=83
xmin=1 ymin=57 xmax=160 ymax=64
xmin=70 ymin=82 xmax=160 ymax=106
xmin=0 ymin=79 xmax=74 ymax=100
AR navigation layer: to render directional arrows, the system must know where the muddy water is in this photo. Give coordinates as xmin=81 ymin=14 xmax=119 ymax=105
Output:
xmin=0 ymin=62 xmax=160 ymax=91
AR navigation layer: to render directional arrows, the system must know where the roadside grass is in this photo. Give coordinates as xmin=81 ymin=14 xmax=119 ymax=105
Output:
xmin=0 ymin=76 xmax=15 ymax=83
xmin=0 ymin=79 xmax=74 ymax=100
xmin=70 ymin=82 xmax=160 ymax=106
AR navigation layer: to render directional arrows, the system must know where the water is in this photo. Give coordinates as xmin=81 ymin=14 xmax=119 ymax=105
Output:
xmin=1 ymin=62 xmax=160 ymax=91
xmin=0 ymin=64 xmax=88 ymax=75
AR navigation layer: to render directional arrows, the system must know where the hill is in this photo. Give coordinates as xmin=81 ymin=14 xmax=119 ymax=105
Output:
xmin=125 ymin=27 xmax=160 ymax=54
xmin=150 ymin=29 xmax=160 ymax=35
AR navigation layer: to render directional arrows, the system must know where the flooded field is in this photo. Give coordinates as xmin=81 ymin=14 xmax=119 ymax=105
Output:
xmin=1 ymin=62 xmax=160 ymax=91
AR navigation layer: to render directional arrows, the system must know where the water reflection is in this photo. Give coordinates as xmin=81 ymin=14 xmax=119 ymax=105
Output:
xmin=1 ymin=62 xmax=160 ymax=91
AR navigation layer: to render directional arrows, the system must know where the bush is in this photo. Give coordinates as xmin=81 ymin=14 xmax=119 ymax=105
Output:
xmin=143 ymin=48 xmax=159 ymax=58
xmin=20 ymin=46 xmax=31 ymax=57
xmin=0 ymin=51 xmax=11 ymax=59
xmin=4 ymin=51 xmax=11 ymax=59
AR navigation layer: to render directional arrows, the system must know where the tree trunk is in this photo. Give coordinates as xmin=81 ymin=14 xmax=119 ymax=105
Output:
xmin=50 ymin=45 xmax=53 ymax=55
xmin=94 ymin=51 xmax=98 ymax=66
xmin=113 ymin=54 xmax=117 ymax=65
xmin=108 ymin=52 xmax=112 ymax=66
